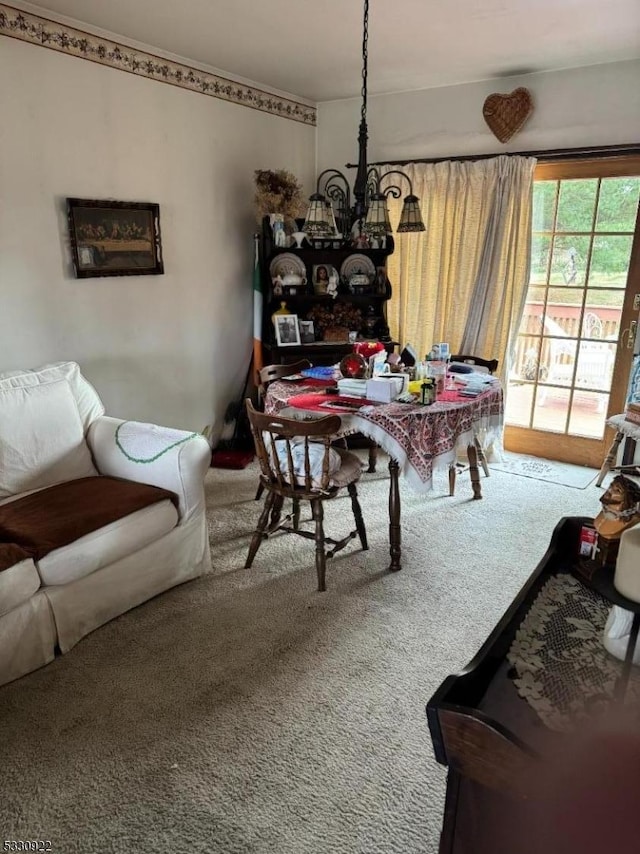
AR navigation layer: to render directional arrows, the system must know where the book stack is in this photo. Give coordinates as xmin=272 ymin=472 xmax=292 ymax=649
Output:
xmin=624 ymin=402 xmax=640 ymax=427
xmin=454 ymin=371 xmax=499 ymax=397
xmin=337 ymin=378 xmax=368 ymax=398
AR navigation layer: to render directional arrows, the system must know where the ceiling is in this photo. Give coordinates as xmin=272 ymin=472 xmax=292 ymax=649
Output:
xmin=29 ymin=0 xmax=640 ymax=102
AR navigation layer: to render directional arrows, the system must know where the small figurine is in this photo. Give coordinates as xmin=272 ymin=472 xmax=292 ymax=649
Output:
xmin=274 ymin=223 xmax=286 ymax=248
xmin=350 ymin=221 xmax=370 ymax=249
xmin=327 ymin=270 xmax=339 ymax=298
xmin=272 ymin=274 xmax=283 ymax=296
xmin=271 ymin=214 xmax=287 ymax=248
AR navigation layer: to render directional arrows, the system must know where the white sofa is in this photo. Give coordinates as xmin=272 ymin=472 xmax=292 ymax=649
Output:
xmin=0 ymin=361 xmax=212 ymax=686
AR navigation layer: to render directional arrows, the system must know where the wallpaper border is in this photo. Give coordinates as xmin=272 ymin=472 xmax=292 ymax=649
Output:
xmin=0 ymin=4 xmax=317 ymax=126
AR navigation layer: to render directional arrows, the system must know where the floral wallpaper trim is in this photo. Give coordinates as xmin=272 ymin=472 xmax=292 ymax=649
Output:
xmin=0 ymin=4 xmax=316 ymax=126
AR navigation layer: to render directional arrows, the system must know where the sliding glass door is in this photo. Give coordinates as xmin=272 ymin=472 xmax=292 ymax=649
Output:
xmin=504 ymin=156 xmax=640 ymax=467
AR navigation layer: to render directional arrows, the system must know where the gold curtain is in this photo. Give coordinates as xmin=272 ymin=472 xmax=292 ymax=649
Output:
xmin=384 ymin=156 xmax=536 ymax=376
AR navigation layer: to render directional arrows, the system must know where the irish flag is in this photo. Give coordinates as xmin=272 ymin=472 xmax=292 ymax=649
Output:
xmin=252 ymin=234 xmax=264 ymax=381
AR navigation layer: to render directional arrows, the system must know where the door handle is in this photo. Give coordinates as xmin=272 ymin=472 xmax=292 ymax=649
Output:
xmin=621 ymin=320 xmax=638 ymax=349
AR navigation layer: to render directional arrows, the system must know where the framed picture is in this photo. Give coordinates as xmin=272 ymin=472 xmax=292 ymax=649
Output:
xmin=299 ymin=320 xmax=315 ymax=344
xmin=274 ymin=314 xmax=301 ymax=347
xmin=312 ymin=264 xmax=339 ymax=296
xmin=66 ymin=198 xmax=164 ymax=278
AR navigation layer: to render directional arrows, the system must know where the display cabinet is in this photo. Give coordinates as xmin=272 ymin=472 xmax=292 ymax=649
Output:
xmin=259 ymin=217 xmax=396 ymax=366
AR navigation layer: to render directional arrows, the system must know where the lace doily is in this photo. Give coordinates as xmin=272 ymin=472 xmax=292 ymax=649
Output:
xmin=507 ymin=573 xmax=640 ymax=731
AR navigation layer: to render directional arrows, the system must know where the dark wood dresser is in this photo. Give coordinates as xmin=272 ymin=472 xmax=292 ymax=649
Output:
xmin=426 ymin=515 xmax=640 ymax=853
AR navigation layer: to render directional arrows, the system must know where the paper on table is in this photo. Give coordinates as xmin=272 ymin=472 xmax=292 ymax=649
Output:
xmin=319 ymin=400 xmax=366 ymax=411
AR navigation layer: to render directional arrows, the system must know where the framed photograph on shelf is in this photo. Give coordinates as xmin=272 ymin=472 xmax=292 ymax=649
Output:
xmin=66 ymin=198 xmax=164 ymax=278
xmin=274 ymin=314 xmax=301 ymax=347
xmin=312 ymin=264 xmax=339 ymax=296
xmin=299 ymin=320 xmax=315 ymax=344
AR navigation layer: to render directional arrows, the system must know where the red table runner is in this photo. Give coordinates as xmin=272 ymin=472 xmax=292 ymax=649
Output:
xmin=287 ymin=392 xmax=380 ymax=413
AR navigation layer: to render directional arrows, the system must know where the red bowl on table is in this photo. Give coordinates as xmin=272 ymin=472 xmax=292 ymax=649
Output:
xmin=339 ymin=353 xmax=367 ymax=379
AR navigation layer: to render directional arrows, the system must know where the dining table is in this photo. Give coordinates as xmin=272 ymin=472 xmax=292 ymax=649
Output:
xmin=264 ymin=376 xmax=504 ymax=573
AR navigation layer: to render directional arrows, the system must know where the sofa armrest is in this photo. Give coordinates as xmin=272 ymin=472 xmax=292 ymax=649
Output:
xmin=87 ymin=416 xmax=211 ymax=521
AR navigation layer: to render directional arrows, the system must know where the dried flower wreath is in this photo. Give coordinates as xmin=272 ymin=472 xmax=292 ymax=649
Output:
xmin=254 ymin=169 xmax=306 ymax=225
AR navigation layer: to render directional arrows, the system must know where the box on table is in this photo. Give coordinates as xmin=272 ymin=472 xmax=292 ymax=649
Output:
xmin=365 ymin=376 xmax=405 ymax=403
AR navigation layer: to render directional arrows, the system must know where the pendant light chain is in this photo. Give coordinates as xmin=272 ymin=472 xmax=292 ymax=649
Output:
xmin=303 ymin=0 xmax=425 ymax=235
xmin=360 ymin=0 xmax=368 ymax=126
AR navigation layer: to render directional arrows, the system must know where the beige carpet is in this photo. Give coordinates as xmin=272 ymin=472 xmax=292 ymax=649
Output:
xmin=0 ymin=455 xmax=601 ymax=853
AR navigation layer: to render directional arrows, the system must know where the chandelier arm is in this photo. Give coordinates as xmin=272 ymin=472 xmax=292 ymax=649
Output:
xmin=312 ymin=169 xmax=351 ymax=235
xmin=379 ymin=169 xmax=415 ymax=197
xmin=366 ymin=166 xmax=381 ymax=191
xmin=381 ymin=184 xmax=403 ymax=200
xmin=325 ymin=179 xmax=351 ymax=237
xmin=365 ymin=168 xmax=380 ymax=202
xmin=325 ymin=183 xmax=349 ymax=208
xmin=316 ymin=168 xmax=348 ymax=196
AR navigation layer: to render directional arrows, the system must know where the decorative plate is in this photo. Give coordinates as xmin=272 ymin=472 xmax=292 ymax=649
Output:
xmin=301 ymin=366 xmax=340 ymax=380
xmin=269 ymin=253 xmax=307 ymax=281
xmin=340 ymin=254 xmax=376 ymax=282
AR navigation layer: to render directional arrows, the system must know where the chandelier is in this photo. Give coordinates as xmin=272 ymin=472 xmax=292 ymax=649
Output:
xmin=303 ymin=0 xmax=425 ymax=241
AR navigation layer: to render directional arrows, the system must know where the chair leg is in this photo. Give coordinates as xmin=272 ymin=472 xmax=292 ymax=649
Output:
xmin=270 ymin=494 xmax=284 ymax=527
xmin=245 ymin=492 xmax=275 ymax=568
xmin=467 ymin=443 xmax=482 ymax=500
xmin=448 ymin=464 xmax=457 ymax=497
xmin=596 ymin=430 xmax=623 ymax=487
xmin=347 ymin=482 xmax=368 ymax=551
xmin=311 ymin=499 xmax=327 ymax=592
xmin=254 ymin=481 xmax=264 ymax=501
xmin=367 ymin=443 xmax=377 ymax=473
xmin=473 ymin=433 xmax=490 ymax=478
xmin=292 ymin=497 xmax=301 ymax=531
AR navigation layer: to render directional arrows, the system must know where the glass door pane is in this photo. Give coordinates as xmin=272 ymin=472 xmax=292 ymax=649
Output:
xmin=505 ymin=167 xmax=640 ymax=466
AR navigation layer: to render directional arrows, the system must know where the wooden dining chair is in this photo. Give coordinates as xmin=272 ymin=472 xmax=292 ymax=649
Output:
xmin=257 ymin=359 xmax=312 ymax=397
xmin=244 ymin=400 xmax=368 ymax=592
xmin=449 ymin=354 xmax=499 ymax=375
xmin=255 ymin=359 xmax=377 ymax=493
xmin=254 ymin=360 xmax=311 ymax=500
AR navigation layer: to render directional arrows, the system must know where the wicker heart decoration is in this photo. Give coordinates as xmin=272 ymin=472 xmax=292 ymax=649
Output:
xmin=482 ymin=87 xmax=533 ymax=143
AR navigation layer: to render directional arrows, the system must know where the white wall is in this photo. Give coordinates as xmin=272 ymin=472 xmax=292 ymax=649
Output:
xmin=3 ymin=39 xmax=637 ymax=437
xmin=0 ymin=37 xmax=315 ymax=437
xmin=317 ymin=60 xmax=640 ymax=172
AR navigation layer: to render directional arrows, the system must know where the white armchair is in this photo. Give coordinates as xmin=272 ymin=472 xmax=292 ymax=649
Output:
xmin=0 ymin=361 xmax=212 ymax=684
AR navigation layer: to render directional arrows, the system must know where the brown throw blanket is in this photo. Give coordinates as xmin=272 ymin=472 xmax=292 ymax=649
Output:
xmin=0 ymin=476 xmax=177 ymax=561
xmin=0 ymin=543 xmax=32 ymax=572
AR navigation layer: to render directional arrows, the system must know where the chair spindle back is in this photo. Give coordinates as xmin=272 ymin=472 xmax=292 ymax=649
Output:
xmin=246 ymin=400 xmax=342 ymax=496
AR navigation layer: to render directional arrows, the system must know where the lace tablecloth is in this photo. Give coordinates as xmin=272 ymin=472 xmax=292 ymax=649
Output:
xmin=265 ymin=380 xmax=504 ymax=493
